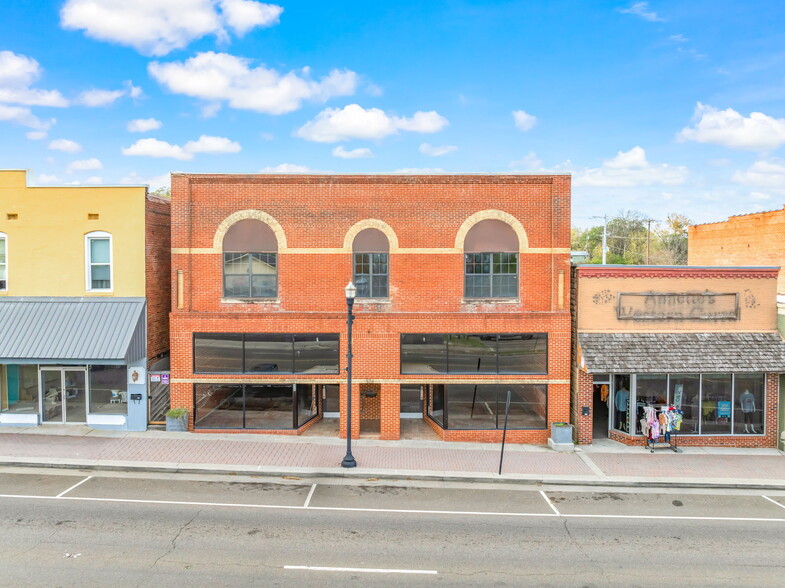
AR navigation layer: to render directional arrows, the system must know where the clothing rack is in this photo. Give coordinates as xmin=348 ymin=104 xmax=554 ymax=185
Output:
xmin=641 ymin=405 xmax=683 ymax=453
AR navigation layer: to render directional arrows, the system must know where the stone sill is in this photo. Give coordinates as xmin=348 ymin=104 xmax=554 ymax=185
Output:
xmin=220 ymin=297 xmax=281 ymax=305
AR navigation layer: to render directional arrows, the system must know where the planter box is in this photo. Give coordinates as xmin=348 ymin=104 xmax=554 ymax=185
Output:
xmin=166 ymin=414 xmax=189 ymax=432
xmin=550 ymin=423 xmax=574 ymax=444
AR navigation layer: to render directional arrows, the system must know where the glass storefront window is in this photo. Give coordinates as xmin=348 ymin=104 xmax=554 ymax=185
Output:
xmin=245 ymin=385 xmax=293 ymax=429
xmin=504 ymin=384 xmax=547 ymax=429
xmin=733 ymin=373 xmax=764 ymax=434
xmin=401 ymin=334 xmax=448 ymax=374
xmin=669 ymin=374 xmax=700 ymax=434
xmin=400 ymin=384 xmax=423 ymax=414
xmin=296 ymin=384 xmax=318 ymax=427
xmin=447 ymin=384 xmax=497 ymax=429
xmin=294 ymin=334 xmax=339 ymax=374
xmin=88 ymin=365 xmax=127 ymax=414
xmin=193 ymin=334 xmax=243 ymax=373
xmin=636 ymin=374 xmax=668 ymax=406
xmin=498 ymin=334 xmax=548 ymax=374
xmin=2 ymin=365 xmax=39 ymax=414
xmin=427 ymin=384 xmax=445 ymax=426
xmin=245 ymin=334 xmax=292 ymax=373
xmin=701 ymin=374 xmax=732 ymax=435
xmin=447 ymin=335 xmax=498 ymax=374
xmin=612 ymin=375 xmax=631 ymax=433
xmin=194 ymin=383 xmax=244 ymax=428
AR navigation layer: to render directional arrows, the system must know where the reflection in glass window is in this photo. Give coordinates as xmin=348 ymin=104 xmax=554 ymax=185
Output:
xmin=447 ymin=335 xmax=498 ymax=374
xmin=223 ymin=252 xmax=277 ymax=298
xmin=668 ymin=374 xmax=700 ymax=434
xmin=245 ymin=385 xmax=293 ymax=429
xmin=427 ymin=384 xmax=445 ymax=426
xmin=86 ymin=232 xmax=111 ymax=290
xmin=636 ymin=374 xmax=668 ymax=406
xmin=464 ymin=252 xmax=518 ymax=298
xmin=400 ymin=384 xmax=423 ymax=414
xmin=400 ymin=334 xmax=448 ymax=374
xmin=0 ymin=233 xmax=6 ymax=290
xmin=294 ymin=334 xmax=340 ymax=374
xmin=89 ymin=365 xmax=127 ymax=414
xmin=733 ymin=373 xmax=764 ymax=434
xmin=297 ymin=384 xmax=318 ymax=427
xmin=354 ymin=253 xmax=388 ymax=298
xmin=701 ymin=374 xmax=732 ymax=434
xmin=193 ymin=334 xmax=243 ymax=373
xmin=245 ymin=334 xmax=292 ymax=373
xmin=497 ymin=334 xmax=548 ymax=374
xmin=194 ymin=383 xmax=244 ymax=428
xmin=1 ymin=365 xmax=38 ymax=414
xmin=447 ymin=384 xmax=497 ymax=429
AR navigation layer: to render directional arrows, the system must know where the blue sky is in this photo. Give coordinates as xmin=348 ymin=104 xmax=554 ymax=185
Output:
xmin=2 ymin=0 xmax=785 ymax=226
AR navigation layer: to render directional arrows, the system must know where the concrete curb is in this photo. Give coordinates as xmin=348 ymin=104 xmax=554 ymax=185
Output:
xmin=3 ymin=458 xmax=785 ymax=491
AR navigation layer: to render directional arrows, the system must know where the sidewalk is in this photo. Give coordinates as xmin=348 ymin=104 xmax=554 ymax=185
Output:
xmin=1 ymin=426 xmax=785 ymax=489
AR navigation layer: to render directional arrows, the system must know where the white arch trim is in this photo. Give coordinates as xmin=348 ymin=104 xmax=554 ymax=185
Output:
xmin=343 ymin=219 xmax=400 ymax=252
xmin=454 ymin=210 xmax=529 ymax=252
xmin=213 ymin=209 xmax=287 ymax=250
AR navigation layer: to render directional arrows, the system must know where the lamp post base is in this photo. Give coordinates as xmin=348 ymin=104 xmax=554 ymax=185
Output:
xmin=341 ymin=453 xmax=357 ymax=468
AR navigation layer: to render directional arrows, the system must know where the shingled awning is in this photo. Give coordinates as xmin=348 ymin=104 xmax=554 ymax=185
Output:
xmin=0 ymin=297 xmax=146 ymax=364
xmin=578 ymin=332 xmax=785 ymax=374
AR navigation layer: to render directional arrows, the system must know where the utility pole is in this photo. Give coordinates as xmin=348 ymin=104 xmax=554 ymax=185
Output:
xmin=643 ymin=218 xmax=658 ymax=265
xmin=590 ymin=215 xmax=609 ymax=264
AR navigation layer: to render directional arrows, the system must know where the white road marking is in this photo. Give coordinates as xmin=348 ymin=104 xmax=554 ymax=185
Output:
xmin=56 ymin=476 xmax=93 ymax=498
xmin=284 ymin=565 xmax=437 ymax=575
xmin=762 ymin=495 xmax=785 ymax=510
xmin=576 ymin=452 xmax=607 ymax=478
xmin=0 ymin=493 xmax=782 ymax=523
xmin=304 ymin=484 xmax=317 ymax=508
xmin=539 ymin=490 xmax=560 ymax=515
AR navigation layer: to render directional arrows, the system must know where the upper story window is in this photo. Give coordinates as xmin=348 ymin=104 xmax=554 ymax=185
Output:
xmin=353 ymin=228 xmax=389 ymax=298
xmin=223 ymin=219 xmax=278 ymax=299
xmin=85 ymin=231 xmax=112 ymax=291
xmin=0 ymin=232 xmax=6 ymax=290
xmin=464 ymin=219 xmax=519 ymax=298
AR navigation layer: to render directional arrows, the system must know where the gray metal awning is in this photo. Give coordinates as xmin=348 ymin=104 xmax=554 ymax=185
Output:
xmin=578 ymin=332 xmax=785 ymax=374
xmin=0 ymin=297 xmax=146 ymax=364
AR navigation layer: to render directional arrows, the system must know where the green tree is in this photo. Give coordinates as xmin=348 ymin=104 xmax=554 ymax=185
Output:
xmin=150 ymin=186 xmax=171 ymax=198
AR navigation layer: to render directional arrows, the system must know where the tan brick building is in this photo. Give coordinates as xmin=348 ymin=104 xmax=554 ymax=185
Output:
xmin=572 ymin=265 xmax=785 ymax=448
xmin=169 ymin=174 xmax=571 ymax=443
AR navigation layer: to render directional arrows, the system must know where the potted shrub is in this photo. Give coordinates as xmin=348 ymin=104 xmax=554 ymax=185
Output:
xmin=550 ymin=422 xmax=574 ymax=444
xmin=165 ymin=408 xmax=189 ymax=432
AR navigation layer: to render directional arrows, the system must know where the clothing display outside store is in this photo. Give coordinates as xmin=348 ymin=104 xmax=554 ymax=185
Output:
xmin=641 ymin=405 xmax=683 ymax=452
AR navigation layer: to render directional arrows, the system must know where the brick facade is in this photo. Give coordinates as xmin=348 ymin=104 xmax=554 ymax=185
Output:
xmin=145 ymin=193 xmax=171 ymax=362
xmin=170 ymin=174 xmax=572 ymax=442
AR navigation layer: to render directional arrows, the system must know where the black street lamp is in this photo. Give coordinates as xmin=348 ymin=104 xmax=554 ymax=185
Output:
xmin=341 ymin=281 xmax=357 ymax=468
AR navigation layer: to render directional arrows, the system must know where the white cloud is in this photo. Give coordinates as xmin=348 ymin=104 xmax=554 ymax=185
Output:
xmin=37 ymin=174 xmax=62 ymax=184
xmin=127 ymin=118 xmax=163 ymax=132
xmin=123 ymin=138 xmax=191 ymax=160
xmin=61 ymin=0 xmax=283 ymax=57
xmin=677 ymin=103 xmax=785 ymax=151
xmin=619 ymin=2 xmax=664 ymax=22
xmin=0 ymin=104 xmax=55 ymax=130
xmin=82 ymin=176 xmax=103 ymax=184
xmin=0 ymin=51 xmax=68 ymax=107
xmin=67 ymin=158 xmax=103 ymax=172
xmin=77 ymin=88 xmax=125 ymax=107
xmin=119 ymin=171 xmax=171 ymax=190
xmin=296 ymin=104 xmax=449 ymax=143
xmin=512 ymin=110 xmax=537 ymax=132
xmin=749 ymin=191 xmax=771 ymax=201
xmin=419 ymin=143 xmax=458 ymax=157
xmin=393 ymin=167 xmax=446 ymax=174
xmin=218 ymin=0 xmax=282 ymax=36
xmin=183 ymin=134 xmax=241 ymax=154
xmin=260 ymin=163 xmax=313 ymax=173
xmin=670 ymin=34 xmax=688 ymax=43
xmin=26 ymin=130 xmax=48 ymax=140
xmin=332 ymin=146 xmax=374 ymax=159
xmin=573 ymin=146 xmax=688 ymax=187
xmin=149 ymin=52 xmax=357 ymax=115
xmin=122 ymin=134 xmax=241 ymax=159
xmin=731 ymin=160 xmax=785 ymax=190
xmin=509 ymin=151 xmax=543 ymax=170
xmin=48 ymin=139 xmax=83 ymax=153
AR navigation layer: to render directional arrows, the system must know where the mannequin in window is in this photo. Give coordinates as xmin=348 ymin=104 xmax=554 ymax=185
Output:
xmin=739 ymin=388 xmax=756 ymax=433
xmin=615 ymin=386 xmax=630 ymax=432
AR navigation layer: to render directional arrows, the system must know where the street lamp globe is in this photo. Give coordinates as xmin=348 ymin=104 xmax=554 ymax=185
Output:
xmin=345 ymin=281 xmax=357 ymax=301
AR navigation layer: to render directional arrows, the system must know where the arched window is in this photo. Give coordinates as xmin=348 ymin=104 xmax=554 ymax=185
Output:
xmin=85 ymin=231 xmax=112 ymax=291
xmin=222 ymin=219 xmax=278 ymax=298
xmin=0 ymin=232 xmax=7 ymax=291
xmin=463 ymin=219 xmax=519 ymax=298
xmin=353 ymin=228 xmax=389 ymax=298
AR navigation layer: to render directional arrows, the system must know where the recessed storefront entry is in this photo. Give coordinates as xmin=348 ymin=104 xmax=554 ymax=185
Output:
xmin=40 ymin=367 xmax=87 ymax=424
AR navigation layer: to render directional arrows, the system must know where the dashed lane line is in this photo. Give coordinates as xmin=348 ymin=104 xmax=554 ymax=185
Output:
xmin=539 ymin=490 xmax=560 ymax=515
xmin=304 ymin=484 xmax=317 ymax=508
xmin=762 ymin=495 xmax=785 ymax=510
xmin=284 ymin=565 xmax=437 ymax=575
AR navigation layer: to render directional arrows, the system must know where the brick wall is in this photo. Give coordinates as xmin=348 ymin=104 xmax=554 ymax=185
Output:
xmin=145 ymin=193 xmax=171 ymax=362
xmin=170 ymin=174 xmax=572 ymax=443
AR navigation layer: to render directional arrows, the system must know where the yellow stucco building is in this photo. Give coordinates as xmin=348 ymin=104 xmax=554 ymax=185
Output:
xmin=0 ymin=170 xmax=170 ymax=431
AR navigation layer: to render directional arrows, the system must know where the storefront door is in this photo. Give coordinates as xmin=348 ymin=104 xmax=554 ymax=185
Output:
xmin=40 ymin=368 xmax=87 ymax=424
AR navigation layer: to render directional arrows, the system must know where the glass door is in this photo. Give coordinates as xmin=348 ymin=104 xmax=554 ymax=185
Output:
xmin=40 ymin=368 xmax=88 ymax=424
xmin=323 ymin=384 xmax=340 ymax=418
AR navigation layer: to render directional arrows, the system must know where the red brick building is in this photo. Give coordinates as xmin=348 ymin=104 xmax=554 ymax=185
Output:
xmin=571 ymin=265 xmax=785 ymax=448
xmin=169 ymin=174 xmax=571 ymax=443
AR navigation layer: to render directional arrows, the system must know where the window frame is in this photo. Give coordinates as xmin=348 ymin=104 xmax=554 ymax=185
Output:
xmin=85 ymin=231 xmax=113 ymax=292
xmin=0 ymin=232 xmax=7 ymax=291
xmin=222 ymin=251 xmax=278 ymax=299
xmin=464 ymin=252 xmax=519 ymax=299
xmin=353 ymin=252 xmax=389 ymax=299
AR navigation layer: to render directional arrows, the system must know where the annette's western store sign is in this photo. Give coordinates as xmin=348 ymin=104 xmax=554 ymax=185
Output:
xmin=617 ymin=292 xmax=739 ymax=320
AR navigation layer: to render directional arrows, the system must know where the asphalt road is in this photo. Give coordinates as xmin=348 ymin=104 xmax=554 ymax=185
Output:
xmin=1 ymin=468 xmax=784 ymax=587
